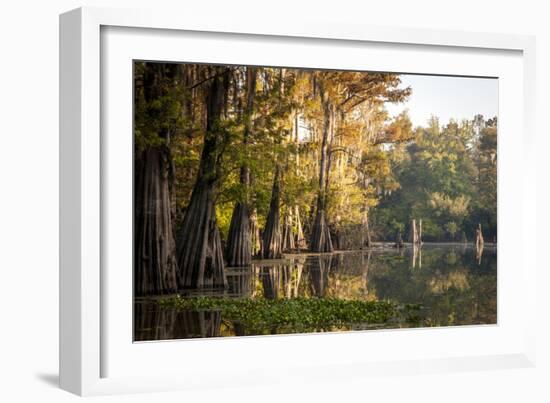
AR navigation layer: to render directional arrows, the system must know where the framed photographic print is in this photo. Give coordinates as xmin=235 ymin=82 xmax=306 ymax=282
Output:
xmin=60 ymin=6 xmax=537 ymax=396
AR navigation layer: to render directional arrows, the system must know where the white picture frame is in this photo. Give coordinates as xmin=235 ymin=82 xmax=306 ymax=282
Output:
xmin=60 ymin=6 xmax=537 ymax=396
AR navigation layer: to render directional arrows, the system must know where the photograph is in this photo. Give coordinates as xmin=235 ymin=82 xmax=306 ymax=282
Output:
xmin=133 ymin=62 xmax=497 ymax=341
xmin=1 ymin=0 xmax=544 ymax=400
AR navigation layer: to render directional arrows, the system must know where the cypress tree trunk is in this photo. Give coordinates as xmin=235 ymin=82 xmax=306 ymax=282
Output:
xmin=226 ymin=202 xmax=251 ymax=266
xmin=176 ymin=67 xmax=230 ymax=289
xmin=134 ymin=63 xmax=179 ymax=297
xmin=135 ymin=147 xmax=178 ymax=296
xmin=226 ymin=67 xmax=257 ymax=266
xmin=395 ymin=232 xmax=404 ymax=248
xmin=262 ymin=167 xmax=282 ymax=259
xmin=250 ymin=208 xmax=261 ymax=257
xmin=294 ymin=205 xmax=307 ymax=251
xmin=310 ymin=203 xmax=333 ymax=252
xmin=176 ymin=184 xmax=226 ymax=289
xmin=364 ymin=211 xmax=372 ymax=248
xmin=282 ymin=207 xmax=296 ymax=252
xmin=411 ymin=219 xmax=418 ymax=244
xmin=291 ymin=111 xmax=307 ymax=252
xmin=475 ymin=223 xmax=485 ymax=249
xmin=310 ymin=88 xmax=334 ymax=253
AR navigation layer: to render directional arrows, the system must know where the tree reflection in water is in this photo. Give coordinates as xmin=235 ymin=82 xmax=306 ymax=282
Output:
xmin=135 ymin=303 xmax=222 ymax=341
xmin=134 ymin=245 xmax=496 ymax=341
xmin=307 ymin=254 xmax=332 ymax=297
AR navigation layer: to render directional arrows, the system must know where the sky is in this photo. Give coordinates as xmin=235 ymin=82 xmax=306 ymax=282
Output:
xmin=385 ymin=74 xmax=499 ymax=127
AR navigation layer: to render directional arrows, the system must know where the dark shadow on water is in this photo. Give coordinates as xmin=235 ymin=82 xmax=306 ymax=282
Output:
xmin=35 ymin=372 xmax=59 ymax=387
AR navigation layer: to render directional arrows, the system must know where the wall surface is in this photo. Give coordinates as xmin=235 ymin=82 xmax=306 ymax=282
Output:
xmin=1 ymin=0 xmax=548 ymax=402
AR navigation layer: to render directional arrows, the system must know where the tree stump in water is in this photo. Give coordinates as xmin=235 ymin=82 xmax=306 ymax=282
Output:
xmin=474 ymin=223 xmax=485 ymax=266
xmin=409 ymin=218 xmax=423 ymax=246
xmin=395 ymin=231 xmax=404 ymax=248
xmin=410 ymin=219 xmax=418 ymax=244
xmin=475 ymin=223 xmax=485 ymax=250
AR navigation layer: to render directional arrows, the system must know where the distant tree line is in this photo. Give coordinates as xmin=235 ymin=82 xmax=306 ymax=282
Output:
xmin=372 ymin=115 xmax=497 ymax=243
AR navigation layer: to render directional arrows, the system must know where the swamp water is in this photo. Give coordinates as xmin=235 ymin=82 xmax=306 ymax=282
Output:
xmin=134 ymin=244 xmax=496 ymax=341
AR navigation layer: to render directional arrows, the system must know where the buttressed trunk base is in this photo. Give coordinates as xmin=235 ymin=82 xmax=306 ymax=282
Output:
xmin=262 ymin=169 xmax=282 ymax=259
xmin=135 ymin=147 xmax=178 ymax=296
xmin=226 ymin=202 xmax=252 ymax=266
xmin=310 ymin=208 xmax=333 ymax=253
xmin=176 ymin=185 xmax=227 ymax=289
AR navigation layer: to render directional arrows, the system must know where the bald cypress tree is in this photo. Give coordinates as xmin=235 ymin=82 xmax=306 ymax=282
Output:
xmin=176 ymin=67 xmax=231 ymax=289
xmin=310 ymin=84 xmax=334 ymax=252
xmin=134 ymin=63 xmax=178 ymax=296
xmin=226 ymin=67 xmax=257 ymax=266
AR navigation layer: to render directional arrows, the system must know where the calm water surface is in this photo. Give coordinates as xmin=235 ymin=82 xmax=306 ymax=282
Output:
xmin=134 ymin=244 xmax=496 ymax=341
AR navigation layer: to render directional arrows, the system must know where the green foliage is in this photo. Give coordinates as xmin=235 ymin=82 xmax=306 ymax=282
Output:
xmin=373 ymin=116 xmax=497 ymax=241
xmin=158 ymin=295 xmax=420 ymax=333
xmin=134 ymin=62 xmax=187 ymax=153
xmin=444 ymin=221 xmax=459 ymax=240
